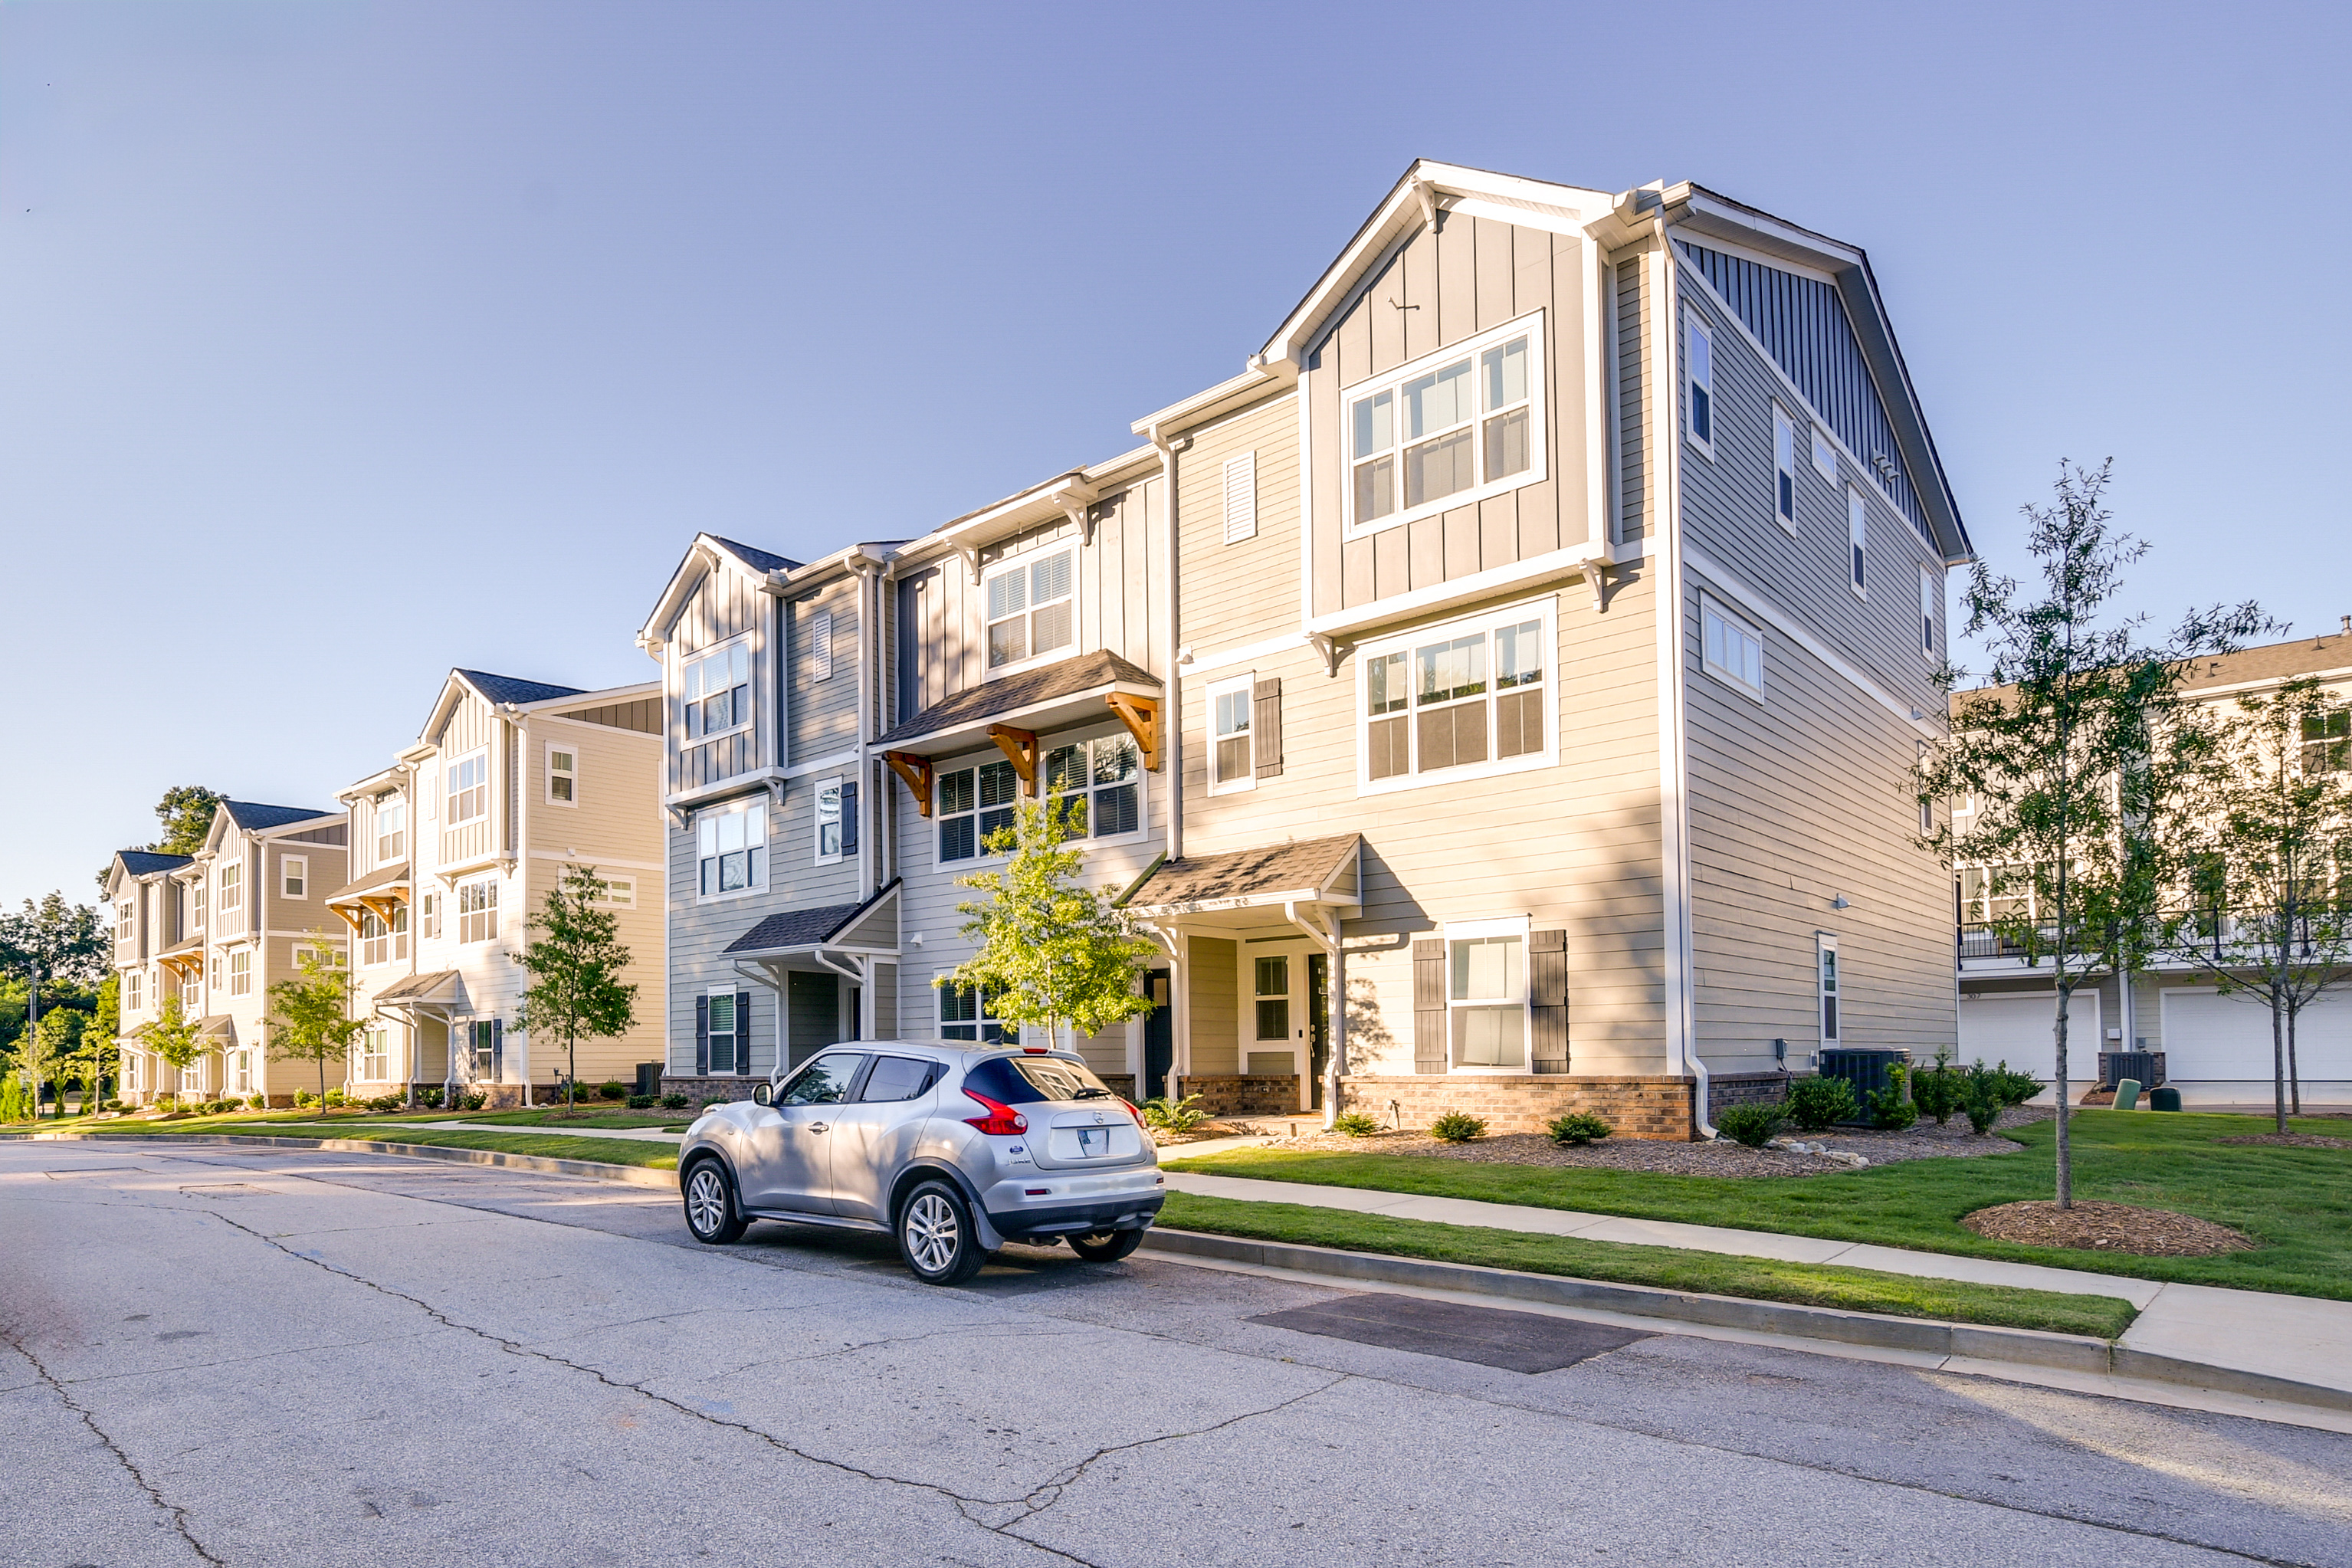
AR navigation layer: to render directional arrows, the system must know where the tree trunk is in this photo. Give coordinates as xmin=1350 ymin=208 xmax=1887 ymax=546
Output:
xmin=2288 ymin=1007 xmax=2303 ymax=1117
xmin=2272 ymin=986 xmax=2288 ymax=1134
xmin=2052 ymin=977 xmax=2072 ymax=1209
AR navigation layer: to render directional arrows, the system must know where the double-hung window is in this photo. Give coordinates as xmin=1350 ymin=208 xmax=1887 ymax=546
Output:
xmin=1448 ymin=920 xmax=1528 ymax=1068
xmin=984 ymin=549 xmax=1074 ymax=671
xmin=1360 ymin=605 xmax=1551 ymax=790
xmin=114 ymin=900 xmax=133 ymax=950
xmin=375 ymin=794 xmax=406 ymax=862
xmin=937 ymin=759 xmax=1018 ymax=863
xmin=697 ymin=801 xmax=767 ymax=895
xmin=1816 ymin=934 xmax=1841 ymax=1046
xmin=359 ymin=1026 xmax=391 ymax=1081
xmin=281 ymin=856 xmax=307 ymax=898
xmin=547 ymin=746 xmax=576 ymax=805
xmin=683 ymin=640 xmax=751 ymax=740
xmin=126 ymin=969 xmax=143 ymax=1012
xmin=1209 ymin=677 xmax=1255 ymax=792
xmin=1684 ymin=315 xmax=1714 ymax=454
xmin=2302 ymin=710 xmax=2350 ymax=773
xmin=1772 ymin=405 xmax=1796 ymax=532
xmin=938 ymin=982 xmax=1009 ymax=1044
xmin=457 ymin=878 xmax=498 ymax=943
xmin=360 ymin=905 xmax=409 ymax=966
xmin=1254 ymin=956 xmax=1290 ymax=1042
xmin=1701 ymin=593 xmax=1764 ymax=698
xmin=1345 ymin=314 xmax=1542 ymax=533
xmin=418 ymin=891 xmax=439 ymax=940
xmin=1846 ymin=488 xmax=1868 ymax=595
xmin=815 ymin=778 xmax=858 ymax=864
xmin=447 ymin=750 xmax=489 ymax=825
xmin=217 ymin=863 xmax=242 ymax=931
xmin=1042 ymin=733 xmax=1142 ymax=839
xmin=705 ymin=991 xmax=744 ymax=1074
xmin=228 ymin=948 xmax=251 ymax=996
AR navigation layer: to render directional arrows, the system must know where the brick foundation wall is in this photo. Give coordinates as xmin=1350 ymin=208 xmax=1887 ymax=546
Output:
xmin=662 ymin=1075 xmax=761 ymax=1107
xmin=1340 ymin=1074 xmax=1701 ymax=1141
xmin=1180 ymin=1074 xmax=1303 ymax=1117
xmin=1707 ymin=1072 xmax=1790 ymax=1112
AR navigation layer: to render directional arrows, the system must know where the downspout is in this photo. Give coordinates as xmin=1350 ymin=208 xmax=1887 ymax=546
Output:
xmin=1147 ymin=425 xmax=1186 ymax=1099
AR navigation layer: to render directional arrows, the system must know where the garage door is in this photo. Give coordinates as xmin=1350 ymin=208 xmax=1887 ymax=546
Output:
xmin=2158 ymin=989 xmax=2352 ymax=1082
xmin=1958 ymin=991 xmax=2101 ymax=1097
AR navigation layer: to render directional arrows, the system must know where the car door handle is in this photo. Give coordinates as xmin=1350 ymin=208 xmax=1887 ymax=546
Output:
xmin=808 ymin=1122 xmax=829 ymax=1133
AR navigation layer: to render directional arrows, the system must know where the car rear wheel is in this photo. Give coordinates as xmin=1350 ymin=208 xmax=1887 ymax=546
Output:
xmin=1068 ymin=1229 xmax=1143 ymax=1263
xmin=682 ymin=1160 xmax=746 ymax=1245
xmin=897 ymin=1179 xmax=986 ymax=1285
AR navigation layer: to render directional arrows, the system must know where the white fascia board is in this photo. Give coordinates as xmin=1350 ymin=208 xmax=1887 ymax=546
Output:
xmin=637 ymin=538 xmax=723 ymax=651
xmin=1130 ymin=887 xmax=1363 ymax=920
xmin=1304 ymin=540 xmax=1617 ymax=641
xmin=1684 ymin=543 xmax=1942 ymax=740
xmin=517 ymin=678 xmax=661 ymax=713
xmin=1129 ymin=363 xmax=1295 ymax=438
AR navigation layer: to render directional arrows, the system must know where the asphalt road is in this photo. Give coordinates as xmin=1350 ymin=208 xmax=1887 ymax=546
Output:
xmin=5 ymin=1141 xmax=2349 ymax=1568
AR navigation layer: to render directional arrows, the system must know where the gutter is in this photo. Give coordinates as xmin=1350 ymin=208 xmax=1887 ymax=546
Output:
xmin=1147 ymin=425 xmax=1187 ymax=866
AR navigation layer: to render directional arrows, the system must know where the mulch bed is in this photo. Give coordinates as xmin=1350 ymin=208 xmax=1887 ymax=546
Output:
xmin=2216 ymin=1133 xmax=2352 ymax=1150
xmin=1962 ymin=1199 xmax=2255 ymax=1256
xmin=1247 ymin=1107 xmax=2050 ymax=1179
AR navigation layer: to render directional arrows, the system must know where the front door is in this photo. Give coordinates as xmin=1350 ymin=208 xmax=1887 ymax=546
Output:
xmin=1307 ymin=952 xmax=1330 ymax=1110
xmin=739 ymin=1050 xmax=866 ymax=1213
xmin=1142 ymin=970 xmax=1173 ymax=1103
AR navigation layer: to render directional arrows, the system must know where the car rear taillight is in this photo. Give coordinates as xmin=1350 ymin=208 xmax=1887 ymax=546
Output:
xmin=962 ymin=1088 xmax=1028 ymax=1136
xmin=1022 ymin=1046 xmax=1050 ymax=1055
xmin=1120 ymin=1098 xmax=1146 ymax=1129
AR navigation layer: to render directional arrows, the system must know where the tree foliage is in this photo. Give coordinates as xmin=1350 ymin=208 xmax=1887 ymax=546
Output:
xmin=150 ymin=786 xmax=227 ymax=857
xmin=1917 ymin=461 xmax=2269 ymax=1206
xmin=0 ymin=893 xmax=109 ymax=994
xmin=941 ymin=798 xmax=1157 ymax=1048
xmin=513 ymin=864 xmax=639 ymax=1111
xmin=146 ymin=994 xmax=205 ymax=1078
xmin=265 ymin=939 xmax=366 ymax=1098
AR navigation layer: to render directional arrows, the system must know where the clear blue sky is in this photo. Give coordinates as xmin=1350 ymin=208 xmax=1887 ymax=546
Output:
xmin=4 ymin=1 xmax=2346 ymax=910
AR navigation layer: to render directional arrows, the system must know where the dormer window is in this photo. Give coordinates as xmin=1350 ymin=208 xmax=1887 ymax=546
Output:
xmin=1344 ymin=314 xmax=1543 ymax=535
xmin=985 ymin=550 xmax=1074 ymax=671
xmin=684 ymin=639 xmax=751 ymax=739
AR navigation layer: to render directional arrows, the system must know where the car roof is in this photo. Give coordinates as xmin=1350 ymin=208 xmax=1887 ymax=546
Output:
xmin=798 ymin=1041 xmax=1089 ymax=1068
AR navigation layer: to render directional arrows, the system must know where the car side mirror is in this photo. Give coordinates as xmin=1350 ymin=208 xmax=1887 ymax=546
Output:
xmin=751 ymin=1082 xmax=774 ymax=1108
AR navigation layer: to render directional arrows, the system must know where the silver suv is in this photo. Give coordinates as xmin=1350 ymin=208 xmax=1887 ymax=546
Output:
xmin=676 ymin=1042 xmax=1166 ymax=1285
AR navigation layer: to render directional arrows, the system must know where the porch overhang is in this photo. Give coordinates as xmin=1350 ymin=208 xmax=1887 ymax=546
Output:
xmin=325 ymin=864 xmax=412 ymax=933
xmin=874 ymin=652 xmax=1164 ymax=806
xmin=720 ymin=881 xmax=901 ymax=980
xmin=370 ymin=969 xmax=464 ymax=1021
xmin=1119 ymin=834 xmax=1362 ymax=935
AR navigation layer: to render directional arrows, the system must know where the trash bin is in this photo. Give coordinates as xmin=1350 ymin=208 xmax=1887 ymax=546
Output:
xmin=2150 ymin=1085 xmax=2183 ymax=1113
xmin=2113 ymin=1078 xmax=2142 ymax=1110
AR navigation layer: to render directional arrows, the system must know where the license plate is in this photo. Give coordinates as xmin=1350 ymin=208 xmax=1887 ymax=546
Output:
xmin=1074 ymin=1127 xmax=1114 ymax=1156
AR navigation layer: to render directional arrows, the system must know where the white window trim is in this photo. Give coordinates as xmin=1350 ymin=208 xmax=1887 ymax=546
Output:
xmin=1206 ymin=673 xmax=1257 ymax=795
xmin=979 ymin=549 xmax=1078 ymax=681
xmin=446 ymin=747 xmax=492 ymax=826
xmin=1442 ymin=915 xmax=1532 ymax=1076
xmin=569 ymin=866 xmax=637 ymax=909
xmin=280 ymin=855 xmax=308 ymax=900
xmin=809 ymin=609 xmax=835 ymax=684
xmin=815 ymin=776 xmax=848 ymax=866
xmin=1846 ymin=486 xmax=1868 ymax=599
xmin=934 ymin=973 xmax=1010 ymax=1044
xmin=1683 ymin=310 xmax=1714 ymax=461
xmin=1810 ymin=425 xmax=1838 ymax=485
xmin=1920 ymin=566 xmax=1938 ymax=658
xmin=1699 ymin=592 xmax=1766 ymax=701
xmin=681 ymin=635 xmax=755 ymax=746
xmin=1771 ymin=403 xmax=1798 ymax=536
xmin=1340 ymin=310 xmax=1548 ymax=540
xmin=704 ymin=985 xmax=749 ymax=1070
xmin=694 ymin=796 xmax=769 ymax=903
xmin=1816 ymin=931 xmax=1841 ymax=1052
xmin=1353 ymin=595 xmax=1559 ymax=799
xmin=456 ymin=875 xmax=500 ymax=944
xmin=932 ymin=730 xmax=1150 ymax=873
xmin=546 ymin=742 xmax=579 ymax=808
xmin=1222 ymin=451 xmax=1258 ymax=544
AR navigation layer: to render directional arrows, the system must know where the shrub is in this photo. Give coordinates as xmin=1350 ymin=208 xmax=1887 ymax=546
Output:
xmin=626 ymin=1094 xmax=654 ymax=1110
xmin=1986 ymin=1059 xmax=2045 ymax=1107
xmin=700 ymin=1097 xmax=729 ymax=1112
xmin=597 ymin=1080 xmax=628 ymax=1101
xmin=1867 ymin=1066 xmax=1919 ymax=1131
xmin=416 ymin=1085 xmax=445 ymax=1109
xmin=1911 ymin=1055 xmax=1962 ymax=1126
xmin=365 ymin=1094 xmax=403 ymax=1113
xmin=1428 ymin=1111 xmax=1488 ymax=1143
xmin=1960 ymin=1062 xmax=2007 ymax=1135
xmin=103 ymin=1098 xmax=126 ymax=1112
xmin=660 ymin=1092 xmax=688 ymax=1110
xmin=458 ymin=1091 xmax=487 ymax=1112
xmin=1545 ymin=1111 xmax=1612 ymax=1146
xmin=1140 ymin=1094 xmax=1210 ymax=1134
xmin=1715 ymin=1104 xmax=1785 ymax=1148
xmin=322 ymin=1088 xmax=348 ymax=1108
xmin=1330 ymin=1110 xmax=1380 ymax=1137
xmin=1785 ymin=1075 xmax=1857 ymax=1133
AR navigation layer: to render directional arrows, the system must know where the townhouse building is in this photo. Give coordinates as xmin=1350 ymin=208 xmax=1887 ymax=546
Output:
xmin=326 ymin=669 xmax=666 ymax=1107
xmin=107 ymin=801 xmax=349 ymax=1104
xmin=1957 ymin=627 xmax=2352 ymax=1105
xmin=644 ymin=161 xmax=1973 ymax=1137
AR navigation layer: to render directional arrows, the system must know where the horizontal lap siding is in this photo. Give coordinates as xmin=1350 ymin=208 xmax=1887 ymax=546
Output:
xmin=1179 ymin=396 xmax=1301 ymax=647
xmin=1188 ymin=937 xmax=1239 ymax=1076
xmin=789 ymin=579 xmax=861 ymax=763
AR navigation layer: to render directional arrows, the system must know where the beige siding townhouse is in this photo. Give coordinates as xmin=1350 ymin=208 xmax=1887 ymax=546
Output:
xmin=326 ymin=669 xmax=665 ymax=1107
xmin=109 ymin=802 xmax=349 ymax=1104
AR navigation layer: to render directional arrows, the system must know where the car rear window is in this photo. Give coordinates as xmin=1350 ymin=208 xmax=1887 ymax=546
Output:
xmin=858 ymin=1055 xmax=940 ymax=1103
xmin=962 ymin=1055 xmax=1120 ymax=1106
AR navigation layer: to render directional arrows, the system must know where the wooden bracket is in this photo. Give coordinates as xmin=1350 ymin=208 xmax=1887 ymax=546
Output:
xmin=357 ymin=894 xmax=406 ymax=931
xmin=326 ymin=902 xmax=368 ymax=936
xmin=1106 ymin=692 xmax=1162 ymax=773
xmin=988 ymin=725 xmax=1038 ymax=796
xmin=884 ymin=751 xmax=936 ymax=818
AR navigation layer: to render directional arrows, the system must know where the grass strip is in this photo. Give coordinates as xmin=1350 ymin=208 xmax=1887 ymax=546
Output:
xmin=1166 ymin=1110 xmax=2352 ymax=1301
xmin=1159 ymin=1191 xmax=2135 ymax=1340
xmin=8 ymin=1118 xmax=677 ymax=1171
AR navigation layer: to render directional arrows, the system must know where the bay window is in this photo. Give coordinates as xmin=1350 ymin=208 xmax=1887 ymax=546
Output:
xmin=1360 ymin=604 xmax=1552 ymax=790
xmin=1345 ymin=314 xmax=1543 ymax=533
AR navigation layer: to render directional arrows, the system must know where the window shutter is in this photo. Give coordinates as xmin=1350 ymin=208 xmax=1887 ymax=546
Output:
xmin=694 ymin=996 xmax=710 ymax=1075
xmin=490 ymin=1018 xmax=504 ymax=1079
xmin=841 ymin=779 xmax=859 ymax=853
xmin=1413 ymin=939 xmax=1446 ymax=1074
xmin=1530 ymin=928 xmax=1568 ymax=1073
xmin=736 ymin=992 xmax=753 ymax=1074
xmin=811 ymin=609 xmax=834 ymax=682
xmin=1252 ymin=677 xmax=1283 ymax=779
xmin=1222 ymin=451 xmax=1258 ymax=543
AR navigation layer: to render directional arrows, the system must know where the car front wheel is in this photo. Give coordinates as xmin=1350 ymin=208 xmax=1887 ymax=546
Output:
xmin=682 ymin=1160 xmax=746 ymax=1245
xmin=897 ymin=1179 xmax=987 ymax=1285
xmin=1068 ymin=1229 xmax=1143 ymax=1263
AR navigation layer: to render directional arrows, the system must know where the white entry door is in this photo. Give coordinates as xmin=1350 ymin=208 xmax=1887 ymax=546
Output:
xmin=1957 ymin=990 xmax=2101 ymax=1101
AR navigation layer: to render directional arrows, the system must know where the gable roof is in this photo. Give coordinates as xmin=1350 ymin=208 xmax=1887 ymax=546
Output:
xmin=113 ymin=850 xmax=191 ymax=880
xmin=722 ymin=880 xmax=901 ymax=958
xmin=710 ymin=536 xmax=800 ymax=575
xmin=218 ymin=801 xmax=332 ymax=834
xmin=638 ymin=532 xmax=804 ymax=652
xmin=454 ymin=669 xmax=588 ymax=708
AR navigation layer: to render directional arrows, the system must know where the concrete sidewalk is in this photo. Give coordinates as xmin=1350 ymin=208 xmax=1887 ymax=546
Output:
xmin=1163 ymin=1169 xmax=2352 ymax=1406
xmin=274 ymin=1119 xmax=689 ymax=1144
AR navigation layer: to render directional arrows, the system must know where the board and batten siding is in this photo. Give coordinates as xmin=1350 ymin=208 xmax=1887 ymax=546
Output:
xmin=1306 ymin=214 xmax=1598 ymax=618
xmin=671 ymin=560 xmax=771 ymax=794
xmin=1178 ymin=397 xmax=1301 ymax=648
xmin=437 ymin=691 xmax=500 ymax=868
xmin=786 ymin=576 xmax=861 ymax=763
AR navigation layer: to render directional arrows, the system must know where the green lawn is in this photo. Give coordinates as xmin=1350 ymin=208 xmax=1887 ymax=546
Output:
xmin=1159 ymin=1192 xmax=2136 ymax=1339
xmin=1166 ymin=1110 xmax=2352 ymax=1301
xmin=2 ymin=1110 xmax=678 ymax=1170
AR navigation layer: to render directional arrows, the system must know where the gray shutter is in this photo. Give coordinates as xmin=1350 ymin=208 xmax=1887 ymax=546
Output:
xmin=490 ymin=1018 xmax=504 ymax=1080
xmin=1253 ymin=677 xmax=1283 ymax=779
xmin=1413 ymin=939 xmax=1446 ymax=1074
xmin=841 ymin=780 xmax=859 ymax=853
xmin=1530 ymin=928 xmax=1568 ymax=1074
xmin=694 ymin=996 xmax=709 ymax=1075
xmin=737 ymin=992 xmax=753 ymax=1076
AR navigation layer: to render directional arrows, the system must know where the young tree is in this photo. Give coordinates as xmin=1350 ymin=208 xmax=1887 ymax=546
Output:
xmin=26 ymin=1008 xmax=84 ymax=1118
xmin=146 ymin=995 xmax=206 ymax=1102
xmin=1919 ymin=461 xmax=2268 ymax=1207
xmin=2157 ymin=677 xmax=2352 ymax=1129
xmin=71 ymin=976 xmax=121 ymax=1113
xmin=513 ymin=864 xmax=639 ymax=1113
xmin=266 ymin=941 xmax=367 ymax=1101
xmin=941 ymin=797 xmax=1158 ymax=1053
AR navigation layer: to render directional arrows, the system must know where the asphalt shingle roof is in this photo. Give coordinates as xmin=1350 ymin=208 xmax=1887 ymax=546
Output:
xmin=219 ymin=801 xmax=333 ymax=832
xmin=115 ymin=850 xmax=191 ymax=877
xmin=710 ymin=536 xmax=802 ymax=574
xmin=876 ymin=650 xmax=1160 ymax=747
xmin=326 ymin=864 xmax=409 ymax=903
xmin=1951 ymin=628 xmax=2352 ymax=716
xmin=456 ymin=670 xmax=589 ymax=707
xmin=1121 ymin=834 xmax=1361 ymax=909
xmin=723 ymin=900 xmax=872 ymax=956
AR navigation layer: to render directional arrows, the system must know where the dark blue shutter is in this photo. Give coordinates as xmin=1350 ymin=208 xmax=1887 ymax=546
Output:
xmin=736 ymin=991 xmax=753 ymax=1075
xmin=694 ymin=996 xmax=709 ymax=1074
xmin=841 ymin=780 xmax=859 ymax=853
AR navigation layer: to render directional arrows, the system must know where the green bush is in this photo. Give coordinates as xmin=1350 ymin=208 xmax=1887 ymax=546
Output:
xmin=1545 ymin=1111 xmax=1613 ymax=1146
xmin=1986 ymin=1059 xmax=2045 ymax=1106
xmin=365 ymin=1094 xmax=403 ymax=1113
xmin=1785 ymin=1075 xmax=1857 ymax=1133
xmin=597 ymin=1081 xmax=628 ymax=1101
xmin=626 ymin=1094 xmax=654 ymax=1109
xmin=1715 ymin=1104 xmax=1786 ymax=1148
xmin=1428 ymin=1111 xmax=1488 ymax=1143
xmin=1330 ymin=1110 xmax=1381 ymax=1137
xmin=660 ymin=1092 xmax=688 ymax=1110
xmin=416 ymin=1085 xmax=445 ymax=1109
xmin=458 ymin=1091 xmax=487 ymax=1112
xmin=322 ymin=1088 xmax=348 ymax=1108
xmin=1911 ymin=1056 xmax=1962 ymax=1125
xmin=1960 ymin=1062 xmax=2008 ymax=1134
xmin=1140 ymin=1094 xmax=1210 ymax=1134
xmin=1867 ymin=1066 xmax=1919 ymax=1131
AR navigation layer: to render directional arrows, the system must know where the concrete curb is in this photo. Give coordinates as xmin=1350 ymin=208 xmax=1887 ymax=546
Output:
xmin=1139 ymin=1228 xmax=2352 ymax=1414
xmin=10 ymin=1131 xmax=682 ymax=1191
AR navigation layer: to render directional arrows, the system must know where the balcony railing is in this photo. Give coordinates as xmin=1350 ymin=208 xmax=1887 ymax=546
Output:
xmin=1960 ymin=910 xmax=2346 ymax=966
